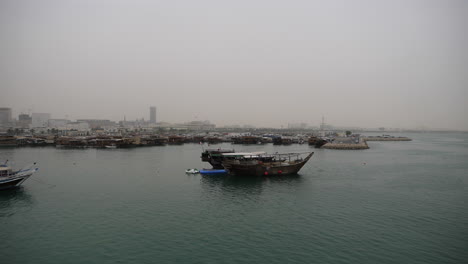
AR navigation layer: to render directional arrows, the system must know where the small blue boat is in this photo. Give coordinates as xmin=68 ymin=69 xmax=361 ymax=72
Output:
xmin=199 ymin=169 xmax=227 ymax=175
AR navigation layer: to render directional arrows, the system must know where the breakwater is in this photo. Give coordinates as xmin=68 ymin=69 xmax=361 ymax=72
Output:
xmin=322 ymin=140 xmax=369 ymax=150
xmin=363 ymin=136 xmax=412 ymax=141
xmin=322 ymin=135 xmax=413 ymax=150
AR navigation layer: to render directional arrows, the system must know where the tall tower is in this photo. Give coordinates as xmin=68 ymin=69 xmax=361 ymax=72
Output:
xmin=320 ymin=115 xmax=325 ymax=131
xmin=0 ymin=108 xmax=12 ymax=125
xmin=150 ymin=106 xmax=156 ymax=124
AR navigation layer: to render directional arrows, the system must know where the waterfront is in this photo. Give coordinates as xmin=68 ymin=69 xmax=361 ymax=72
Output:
xmin=1 ymin=132 xmax=467 ymax=264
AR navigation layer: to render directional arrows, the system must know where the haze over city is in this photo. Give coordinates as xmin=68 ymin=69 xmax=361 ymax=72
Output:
xmin=1 ymin=0 xmax=467 ymax=130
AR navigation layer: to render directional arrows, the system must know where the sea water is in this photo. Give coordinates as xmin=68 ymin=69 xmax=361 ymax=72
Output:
xmin=1 ymin=132 xmax=467 ymax=263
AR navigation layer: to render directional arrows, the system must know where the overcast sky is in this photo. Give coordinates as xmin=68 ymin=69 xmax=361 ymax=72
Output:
xmin=1 ymin=0 xmax=467 ymax=129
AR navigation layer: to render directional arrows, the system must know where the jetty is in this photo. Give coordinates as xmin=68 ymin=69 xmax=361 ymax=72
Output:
xmin=321 ymin=134 xmax=413 ymax=150
xmin=322 ymin=137 xmax=369 ymax=150
xmin=363 ymin=135 xmax=412 ymax=141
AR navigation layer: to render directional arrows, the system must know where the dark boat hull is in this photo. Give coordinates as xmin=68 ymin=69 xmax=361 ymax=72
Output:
xmin=0 ymin=175 xmax=31 ymax=190
xmin=200 ymin=169 xmax=227 ymax=174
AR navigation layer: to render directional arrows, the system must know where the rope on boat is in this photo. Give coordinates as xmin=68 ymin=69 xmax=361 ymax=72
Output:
xmin=29 ymin=176 xmax=56 ymax=189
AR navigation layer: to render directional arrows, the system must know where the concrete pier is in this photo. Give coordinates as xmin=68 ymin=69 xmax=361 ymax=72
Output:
xmin=322 ymin=139 xmax=369 ymax=150
xmin=363 ymin=137 xmax=412 ymax=141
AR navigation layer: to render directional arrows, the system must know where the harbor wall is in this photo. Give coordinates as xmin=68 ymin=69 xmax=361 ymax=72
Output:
xmin=363 ymin=137 xmax=412 ymax=141
xmin=322 ymin=140 xmax=369 ymax=150
xmin=322 ymin=136 xmax=412 ymax=149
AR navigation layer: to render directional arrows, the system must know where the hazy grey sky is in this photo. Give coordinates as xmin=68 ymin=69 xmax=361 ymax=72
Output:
xmin=1 ymin=0 xmax=467 ymax=129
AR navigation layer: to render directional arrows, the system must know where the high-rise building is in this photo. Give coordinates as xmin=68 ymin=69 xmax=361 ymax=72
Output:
xmin=19 ymin=114 xmax=31 ymax=122
xmin=17 ymin=113 xmax=32 ymax=128
xmin=150 ymin=106 xmax=156 ymax=124
xmin=31 ymin=113 xmax=51 ymax=128
xmin=0 ymin=107 xmax=12 ymax=125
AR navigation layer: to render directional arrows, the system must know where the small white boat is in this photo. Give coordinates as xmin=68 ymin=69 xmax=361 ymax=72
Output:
xmin=185 ymin=168 xmax=199 ymax=174
xmin=0 ymin=161 xmax=39 ymax=190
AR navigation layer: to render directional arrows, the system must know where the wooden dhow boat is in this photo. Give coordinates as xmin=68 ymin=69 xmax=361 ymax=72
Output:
xmin=222 ymin=152 xmax=314 ymax=176
xmin=0 ymin=161 xmax=39 ymax=190
xmin=201 ymin=150 xmax=276 ymax=170
xmin=201 ymin=148 xmax=236 ymax=169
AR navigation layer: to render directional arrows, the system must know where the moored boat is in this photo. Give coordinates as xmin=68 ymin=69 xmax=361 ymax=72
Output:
xmin=231 ymin=136 xmax=263 ymax=145
xmin=0 ymin=136 xmax=18 ymax=147
xmin=0 ymin=161 xmax=39 ymax=190
xmin=185 ymin=168 xmax=200 ymax=174
xmin=308 ymin=136 xmax=327 ymax=148
xmin=222 ymin=152 xmax=313 ymax=176
xmin=201 ymin=149 xmax=236 ymax=169
xmin=201 ymin=149 xmax=276 ymax=169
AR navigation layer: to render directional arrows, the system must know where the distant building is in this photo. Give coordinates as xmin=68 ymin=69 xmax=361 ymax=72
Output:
xmin=184 ymin=120 xmax=215 ymax=130
xmin=66 ymin=122 xmax=90 ymax=131
xmin=288 ymin=123 xmax=308 ymax=129
xmin=118 ymin=118 xmax=147 ymax=128
xmin=31 ymin=113 xmax=51 ymax=128
xmin=0 ymin=108 xmax=12 ymax=125
xmin=19 ymin=114 xmax=31 ymax=122
xmin=223 ymin=125 xmax=241 ymax=129
xmin=48 ymin=119 xmax=70 ymax=128
xmin=157 ymin=122 xmax=172 ymax=128
xmin=77 ymin=119 xmax=116 ymax=129
xmin=150 ymin=106 xmax=156 ymax=124
xmin=17 ymin=114 xmax=32 ymax=128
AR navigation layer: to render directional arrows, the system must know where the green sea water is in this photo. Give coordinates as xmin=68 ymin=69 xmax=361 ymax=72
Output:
xmin=1 ymin=132 xmax=467 ymax=264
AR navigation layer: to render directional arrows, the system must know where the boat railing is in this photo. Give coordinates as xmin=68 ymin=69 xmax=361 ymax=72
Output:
xmin=223 ymin=152 xmax=312 ymax=163
xmin=13 ymin=163 xmax=38 ymax=176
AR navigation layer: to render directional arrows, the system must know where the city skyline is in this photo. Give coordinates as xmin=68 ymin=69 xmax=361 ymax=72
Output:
xmin=1 ymin=105 xmax=466 ymax=131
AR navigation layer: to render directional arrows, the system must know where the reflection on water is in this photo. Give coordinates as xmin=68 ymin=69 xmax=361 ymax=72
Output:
xmin=0 ymin=187 xmax=34 ymax=217
xmin=200 ymin=173 xmax=304 ymax=197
